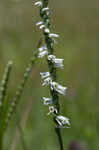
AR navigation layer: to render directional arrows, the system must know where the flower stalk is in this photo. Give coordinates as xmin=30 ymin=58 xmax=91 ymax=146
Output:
xmin=5 ymin=50 xmax=38 ymax=129
xmin=0 ymin=61 xmax=13 ymax=118
xmin=35 ymin=0 xmax=70 ymax=150
xmin=0 ymin=61 xmax=13 ymax=150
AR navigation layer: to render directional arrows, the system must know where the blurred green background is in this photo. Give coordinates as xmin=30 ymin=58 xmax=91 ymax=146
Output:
xmin=0 ymin=0 xmax=98 ymax=150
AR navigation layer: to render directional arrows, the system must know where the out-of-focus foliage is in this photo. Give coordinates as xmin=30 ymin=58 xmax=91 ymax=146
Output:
xmin=0 ymin=0 xmax=98 ymax=150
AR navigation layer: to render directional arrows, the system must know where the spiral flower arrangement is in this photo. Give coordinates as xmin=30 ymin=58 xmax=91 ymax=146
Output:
xmin=35 ymin=0 xmax=70 ymax=149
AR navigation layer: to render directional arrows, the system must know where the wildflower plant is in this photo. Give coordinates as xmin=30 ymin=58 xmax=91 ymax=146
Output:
xmin=0 ymin=1 xmax=70 ymax=150
xmin=35 ymin=0 xmax=70 ymax=150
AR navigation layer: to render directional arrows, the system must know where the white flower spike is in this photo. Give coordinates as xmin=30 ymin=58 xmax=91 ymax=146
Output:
xmin=42 ymin=97 xmax=53 ymax=105
xmin=35 ymin=0 xmax=70 ymax=145
xmin=51 ymin=82 xmax=67 ymax=95
xmin=34 ymin=1 xmax=42 ymax=7
xmin=55 ymin=115 xmax=70 ymax=128
xmin=40 ymin=72 xmax=50 ymax=79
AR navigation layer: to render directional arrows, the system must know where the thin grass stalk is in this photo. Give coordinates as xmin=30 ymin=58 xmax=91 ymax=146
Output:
xmin=15 ymin=111 xmax=27 ymax=150
xmin=0 ymin=61 xmax=13 ymax=119
xmin=10 ymin=98 xmax=32 ymax=150
xmin=0 ymin=61 xmax=13 ymax=150
xmin=4 ymin=50 xmax=38 ymax=129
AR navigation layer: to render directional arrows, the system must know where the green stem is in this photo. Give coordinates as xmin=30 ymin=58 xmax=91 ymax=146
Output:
xmin=0 ymin=135 xmax=3 ymax=150
xmin=0 ymin=123 xmax=6 ymax=150
xmin=5 ymin=50 xmax=38 ymax=129
xmin=55 ymin=128 xmax=63 ymax=150
xmin=40 ymin=0 xmax=64 ymax=149
xmin=15 ymin=111 xmax=27 ymax=150
xmin=0 ymin=61 xmax=13 ymax=121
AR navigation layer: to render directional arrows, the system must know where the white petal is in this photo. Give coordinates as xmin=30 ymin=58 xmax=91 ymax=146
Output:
xmin=34 ymin=1 xmax=42 ymax=7
xmin=51 ymin=82 xmax=67 ymax=95
xmin=49 ymin=33 xmax=59 ymax=38
xmin=39 ymin=24 xmax=45 ymax=29
xmin=54 ymin=58 xmax=64 ymax=69
xmin=40 ymin=72 xmax=50 ymax=79
xmin=42 ymin=77 xmax=52 ymax=86
xmin=48 ymin=55 xmax=64 ymax=69
xmin=46 ymin=10 xmax=51 ymax=16
xmin=36 ymin=21 xmax=44 ymax=26
xmin=38 ymin=47 xmax=44 ymax=52
xmin=38 ymin=45 xmax=47 ymax=52
xmin=42 ymin=7 xmax=49 ymax=12
xmin=38 ymin=50 xmax=48 ymax=58
xmin=48 ymin=55 xmax=56 ymax=61
xmin=55 ymin=115 xmax=70 ymax=127
xmin=42 ymin=97 xmax=52 ymax=105
xmin=44 ymin=28 xmax=50 ymax=33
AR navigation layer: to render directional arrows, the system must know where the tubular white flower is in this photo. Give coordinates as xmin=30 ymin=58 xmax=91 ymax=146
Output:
xmin=39 ymin=24 xmax=45 ymax=29
xmin=40 ymin=72 xmax=50 ymax=79
xmin=46 ymin=10 xmax=51 ymax=16
xmin=38 ymin=44 xmax=47 ymax=52
xmin=42 ymin=97 xmax=52 ymax=105
xmin=42 ymin=77 xmax=52 ymax=86
xmin=36 ymin=21 xmax=44 ymax=26
xmin=54 ymin=58 xmax=64 ymax=69
xmin=42 ymin=7 xmax=49 ymax=12
xmin=48 ymin=55 xmax=56 ymax=61
xmin=48 ymin=55 xmax=64 ymax=69
xmin=49 ymin=33 xmax=59 ymax=38
xmin=34 ymin=1 xmax=42 ymax=7
xmin=47 ymin=106 xmax=58 ymax=115
xmin=51 ymin=82 xmax=67 ymax=95
xmin=44 ymin=28 xmax=50 ymax=33
xmin=55 ymin=115 xmax=70 ymax=127
xmin=38 ymin=50 xmax=48 ymax=58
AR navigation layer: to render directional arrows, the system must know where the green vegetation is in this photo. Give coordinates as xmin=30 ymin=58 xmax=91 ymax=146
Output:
xmin=0 ymin=0 xmax=98 ymax=150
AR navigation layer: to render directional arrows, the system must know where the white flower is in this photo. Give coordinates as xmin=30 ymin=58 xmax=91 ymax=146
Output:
xmin=42 ymin=7 xmax=49 ymax=12
xmin=42 ymin=77 xmax=52 ymax=86
xmin=54 ymin=58 xmax=64 ymax=69
xmin=48 ymin=55 xmax=64 ymax=69
xmin=51 ymin=82 xmax=67 ymax=95
xmin=36 ymin=21 xmax=44 ymax=26
xmin=36 ymin=21 xmax=45 ymax=29
xmin=34 ymin=1 xmax=42 ymax=7
xmin=47 ymin=106 xmax=58 ymax=115
xmin=55 ymin=115 xmax=70 ymax=127
xmin=38 ymin=50 xmax=48 ymax=58
xmin=44 ymin=28 xmax=50 ymax=33
xmin=49 ymin=33 xmax=59 ymax=38
xmin=42 ymin=97 xmax=52 ymax=105
xmin=48 ymin=55 xmax=56 ymax=61
xmin=38 ymin=44 xmax=47 ymax=52
xmin=39 ymin=24 xmax=45 ymax=29
xmin=40 ymin=72 xmax=50 ymax=79
xmin=46 ymin=10 xmax=51 ymax=16
xmin=38 ymin=45 xmax=48 ymax=58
